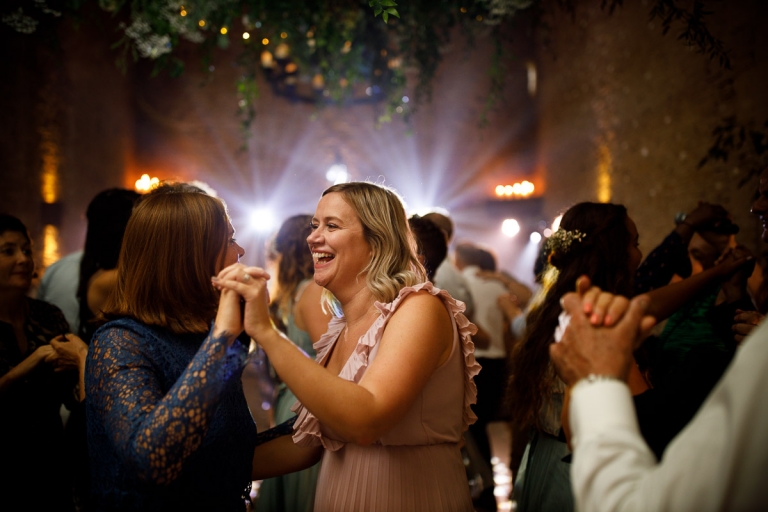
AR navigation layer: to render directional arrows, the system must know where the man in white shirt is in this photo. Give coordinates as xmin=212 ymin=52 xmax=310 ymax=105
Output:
xmin=550 ymin=277 xmax=768 ymax=512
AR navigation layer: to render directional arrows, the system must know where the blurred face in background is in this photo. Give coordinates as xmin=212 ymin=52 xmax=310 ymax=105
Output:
xmin=0 ymin=230 xmax=34 ymax=292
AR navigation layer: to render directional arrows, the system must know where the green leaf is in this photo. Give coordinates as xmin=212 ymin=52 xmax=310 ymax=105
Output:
xmin=379 ymin=0 xmax=397 ymax=6
xmin=386 ymin=8 xmax=399 ymax=17
xmin=374 ymin=8 xmax=382 ymax=15
xmin=382 ymin=11 xmax=388 ymax=23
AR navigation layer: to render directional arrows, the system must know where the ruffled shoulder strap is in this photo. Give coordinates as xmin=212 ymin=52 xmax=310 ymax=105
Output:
xmin=396 ymin=282 xmax=481 ymax=431
xmin=311 ymin=316 xmax=345 ymax=365
xmin=292 ymin=281 xmax=481 ymax=449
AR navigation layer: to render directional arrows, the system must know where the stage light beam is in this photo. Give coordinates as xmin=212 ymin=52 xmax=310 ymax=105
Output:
xmin=501 ymin=219 xmax=520 ymax=237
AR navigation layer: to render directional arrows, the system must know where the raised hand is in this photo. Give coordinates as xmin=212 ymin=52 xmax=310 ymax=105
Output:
xmin=213 ymin=263 xmax=274 ymax=342
xmin=211 ymin=264 xmax=248 ymax=340
xmin=550 ymin=291 xmax=656 ymax=386
xmin=575 ymin=276 xmax=650 ymax=328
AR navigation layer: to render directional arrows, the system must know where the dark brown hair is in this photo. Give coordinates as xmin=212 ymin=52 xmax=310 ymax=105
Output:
xmin=268 ymin=214 xmax=315 ymax=324
xmin=103 ymin=186 xmax=230 ymax=334
xmin=507 ymin=202 xmax=632 ymax=431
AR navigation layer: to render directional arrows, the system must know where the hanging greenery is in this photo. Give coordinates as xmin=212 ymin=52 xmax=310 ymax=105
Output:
xmin=2 ymin=0 xmax=731 ymax=133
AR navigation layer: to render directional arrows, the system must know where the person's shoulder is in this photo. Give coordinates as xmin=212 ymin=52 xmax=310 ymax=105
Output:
xmin=94 ymin=317 xmax=153 ymax=338
xmin=392 ymin=284 xmax=450 ymax=320
xmin=90 ymin=269 xmax=118 ymax=290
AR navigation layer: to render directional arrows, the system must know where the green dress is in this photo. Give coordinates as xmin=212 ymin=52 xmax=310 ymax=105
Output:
xmin=256 ymin=281 xmax=322 ymax=512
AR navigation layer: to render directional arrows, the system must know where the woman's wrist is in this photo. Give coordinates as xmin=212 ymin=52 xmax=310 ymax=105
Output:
xmin=248 ymin=323 xmax=281 ymax=348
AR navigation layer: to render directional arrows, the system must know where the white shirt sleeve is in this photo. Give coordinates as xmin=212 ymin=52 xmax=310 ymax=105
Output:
xmin=569 ymin=321 xmax=768 ymax=512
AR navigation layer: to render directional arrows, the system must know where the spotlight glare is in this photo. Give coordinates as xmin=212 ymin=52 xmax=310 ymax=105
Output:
xmin=501 ymin=219 xmax=520 ymax=237
xmin=543 ymin=228 xmax=552 ymax=237
xmin=529 ymin=232 xmax=542 ymax=243
xmin=250 ymin=208 xmax=276 ymax=234
xmin=326 ymin=164 xmax=349 ymax=184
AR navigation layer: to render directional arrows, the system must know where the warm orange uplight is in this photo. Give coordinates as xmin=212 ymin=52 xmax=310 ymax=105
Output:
xmin=135 ymin=174 xmax=160 ymax=193
xmin=43 ymin=224 xmax=60 ymax=268
xmin=495 ymin=180 xmax=535 ymax=198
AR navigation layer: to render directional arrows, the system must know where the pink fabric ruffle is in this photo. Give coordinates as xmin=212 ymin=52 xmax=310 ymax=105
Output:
xmin=291 ymin=281 xmax=481 ymax=450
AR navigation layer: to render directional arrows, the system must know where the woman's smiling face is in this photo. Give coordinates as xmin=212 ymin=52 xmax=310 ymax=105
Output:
xmin=307 ymin=192 xmax=372 ymax=294
xmin=0 ymin=230 xmax=34 ymax=292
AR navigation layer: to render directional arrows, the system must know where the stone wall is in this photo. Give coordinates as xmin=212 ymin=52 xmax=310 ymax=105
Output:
xmin=535 ymin=0 xmax=768 ymax=257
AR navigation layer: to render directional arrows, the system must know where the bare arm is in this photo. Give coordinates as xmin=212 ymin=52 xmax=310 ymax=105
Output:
xmin=0 ymin=345 xmax=55 ymax=396
xmin=252 ymin=435 xmax=323 ymax=480
xmin=215 ymin=264 xmax=454 ymax=446
xmin=87 ymin=269 xmax=118 ymax=316
xmin=644 ymin=247 xmax=753 ymax=322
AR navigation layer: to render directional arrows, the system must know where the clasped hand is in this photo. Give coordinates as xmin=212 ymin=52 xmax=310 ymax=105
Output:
xmin=47 ymin=334 xmax=88 ymax=371
xmin=550 ymin=277 xmax=657 ymax=386
xmin=212 ymin=263 xmax=275 ymax=342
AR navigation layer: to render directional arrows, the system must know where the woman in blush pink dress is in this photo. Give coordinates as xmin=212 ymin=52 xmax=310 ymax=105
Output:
xmin=214 ymin=182 xmax=479 ymax=512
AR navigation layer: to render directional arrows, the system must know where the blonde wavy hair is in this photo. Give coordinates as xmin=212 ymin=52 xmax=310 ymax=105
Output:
xmin=321 ymin=182 xmax=426 ymax=316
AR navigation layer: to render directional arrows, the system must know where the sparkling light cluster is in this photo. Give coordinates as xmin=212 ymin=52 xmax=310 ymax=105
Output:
xmin=135 ymin=174 xmax=160 ymax=193
xmin=495 ymin=180 xmax=535 ymax=198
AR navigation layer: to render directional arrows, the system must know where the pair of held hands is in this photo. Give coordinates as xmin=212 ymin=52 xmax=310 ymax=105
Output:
xmin=550 ymin=277 xmax=657 ymax=387
xmin=33 ymin=333 xmax=88 ymax=372
xmin=212 ymin=263 xmax=274 ymax=342
xmin=554 ymin=242 xmax=762 ymax=387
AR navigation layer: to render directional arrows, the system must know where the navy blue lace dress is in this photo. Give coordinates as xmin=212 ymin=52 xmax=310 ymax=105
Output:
xmin=86 ymin=318 xmax=258 ymax=511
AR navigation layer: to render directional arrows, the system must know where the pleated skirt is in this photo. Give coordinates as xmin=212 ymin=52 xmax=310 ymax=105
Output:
xmin=313 ymin=442 xmax=473 ymax=512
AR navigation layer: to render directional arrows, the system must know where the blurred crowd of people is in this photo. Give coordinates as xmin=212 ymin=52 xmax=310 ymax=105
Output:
xmin=2 ymin=168 xmax=768 ymax=511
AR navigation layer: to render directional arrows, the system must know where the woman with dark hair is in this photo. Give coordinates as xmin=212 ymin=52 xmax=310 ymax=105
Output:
xmin=0 ymin=213 xmax=87 ymax=511
xmin=77 ymin=188 xmax=140 ymax=342
xmin=216 ymin=181 xmax=480 ymax=512
xmin=509 ymin=202 xmax=751 ymax=512
xmin=408 ymin=214 xmax=448 ymax=282
xmin=85 ymin=184 xmax=289 ymax=510
xmin=256 ymin=214 xmax=331 ymax=512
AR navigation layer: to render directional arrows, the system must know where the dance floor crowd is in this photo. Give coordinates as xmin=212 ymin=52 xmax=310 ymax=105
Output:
xmin=2 ymin=173 xmax=767 ymax=512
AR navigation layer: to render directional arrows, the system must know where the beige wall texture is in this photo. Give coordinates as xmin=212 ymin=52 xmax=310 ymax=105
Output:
xmin=535 ymin=0 xmax=768 ymax=257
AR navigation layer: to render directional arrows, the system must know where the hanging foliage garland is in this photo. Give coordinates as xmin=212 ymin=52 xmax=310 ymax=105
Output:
xmin=2 ymin=0 xmax=731 ymax=134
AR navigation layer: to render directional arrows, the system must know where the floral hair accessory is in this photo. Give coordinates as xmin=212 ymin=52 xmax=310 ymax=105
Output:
xmin=547 ymin=228 xmax=586 ymax=254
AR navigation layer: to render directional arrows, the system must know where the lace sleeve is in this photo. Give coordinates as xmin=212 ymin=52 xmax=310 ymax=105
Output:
xmin=86 ymin=323 xmax=247 ymax=485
